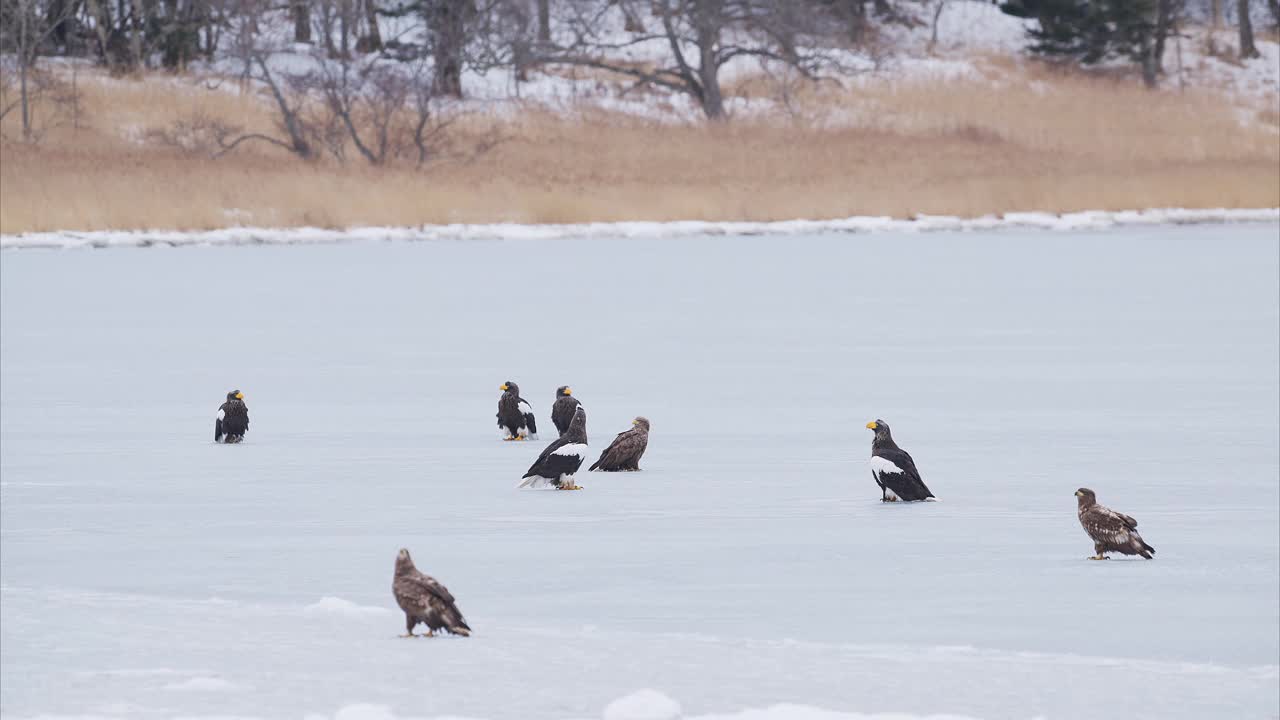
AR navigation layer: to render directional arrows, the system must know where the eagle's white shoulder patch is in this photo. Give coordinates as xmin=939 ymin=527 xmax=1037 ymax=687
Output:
xmin=552 ymin=443 xmax=588 ymax=459
xmin=217 ymin=408 xmax=226 ymax=421
xmin=518 ymin=400 xmax=533 ymax=415
xmin=869 ymin=455 xmax=903 ymax=476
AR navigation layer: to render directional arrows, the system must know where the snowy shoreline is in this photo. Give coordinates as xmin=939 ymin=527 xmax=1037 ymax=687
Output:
xmin=2 ymin=207 xmax=1277 ymax=250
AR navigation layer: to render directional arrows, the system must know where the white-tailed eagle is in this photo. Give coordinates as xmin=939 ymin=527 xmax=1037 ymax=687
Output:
xmin=1075 ymin=488 xmax=1155 ymax=560
xmin=589 ymin=416 xmax=650 ymax=472
xmin=393 ymin=548 xmax=471 ymax=637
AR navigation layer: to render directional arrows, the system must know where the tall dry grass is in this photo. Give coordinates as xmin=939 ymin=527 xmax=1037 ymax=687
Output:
xmin=1 ymin=64 xmax=1277 ymax=233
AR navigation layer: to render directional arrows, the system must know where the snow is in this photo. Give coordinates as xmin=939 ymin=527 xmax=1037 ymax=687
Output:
xmin=602 ymin=690 xmax=682 ymax=720
xmin=2 ymin=208 xmax=1276 ymax=250
xmin=2 ymin=225 xmax=1277 ymax=719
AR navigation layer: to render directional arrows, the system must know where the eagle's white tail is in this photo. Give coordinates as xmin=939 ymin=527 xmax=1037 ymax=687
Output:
xmin=517 ymin=476 xmax=554 ymax=489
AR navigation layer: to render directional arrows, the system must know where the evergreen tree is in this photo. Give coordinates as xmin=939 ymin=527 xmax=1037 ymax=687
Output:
xmin=1001 ymin=0 xmax=1162 ymax=84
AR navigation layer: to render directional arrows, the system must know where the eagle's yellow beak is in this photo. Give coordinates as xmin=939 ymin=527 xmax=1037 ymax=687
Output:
xmin=500 ymin=384 xmax=508 ymax=391
xmin=564 ymin=388 xmax=572 ymax=396
xmin=865 ymin=421 xmax=877 ymax=430
xmin=1074 ymin=490 xmax=1082 ymax=497
xmin=235 ymin=392 xmax=244 ymax=400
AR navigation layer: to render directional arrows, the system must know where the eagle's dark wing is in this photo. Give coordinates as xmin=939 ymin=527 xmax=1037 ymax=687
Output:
xmin=518 ymin=397 xmax=537 ymax=436
xmin=870 ymin=447 xmax=934 ymax=501
xmin=520 ymin=435 xmax=588 ymax=487
xmin=589 ymin=428 xmax=647 ymax=471
xmin=394 ymin=571 xmax=471 ymax=634
xmin=215 ymin=402 xmax=227 ymax=441
xmin=1082 ymin=506 xmax=1136 ymax=546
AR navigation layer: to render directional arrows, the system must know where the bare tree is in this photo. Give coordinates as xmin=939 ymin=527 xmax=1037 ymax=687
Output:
xmin=1238 ymin=0 xmax=1259 ymax=59
xmin=0 ymin=0 xmax=80 ymax=140
xmin=549 ymin=0 xmax=853 ymax=121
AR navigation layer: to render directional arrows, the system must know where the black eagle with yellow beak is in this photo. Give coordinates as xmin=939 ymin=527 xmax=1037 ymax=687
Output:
xmin=215 ymin=389 xmax=249 ymax=444
xmin=497 ymin=381 xmax=537 ymax=441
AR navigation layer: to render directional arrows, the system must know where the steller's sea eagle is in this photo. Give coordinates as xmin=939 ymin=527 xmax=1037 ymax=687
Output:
xmin=866 ymin=419 xmax=935 ymax=502
xmin=519 ymin=406 xmax=588 ymax=490
xmin=497 ymin=381 xmax=537 ymax=441
xmin=1075 ymin=488 xmax=1155 ymax=560
xmin=589 ymin=416 xmax=650 ymax=471
xmin=215 ymin=389 xmax=249 ymax=444
xmin=392 ymin=548 xmax=471 ymax=637
xmin=551 ymin=386 xmax=581 ymax=437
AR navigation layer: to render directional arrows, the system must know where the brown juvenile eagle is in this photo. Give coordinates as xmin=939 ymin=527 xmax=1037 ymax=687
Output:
xmin=497 ymin=381 xmax=537 ymax=441
xmin=866 ymin=419 xmax=935 ymax=502
xmin=551 ymin=386 xmax=581 ymax=437
xmin=214 ymin=389 xmax=249 ymax=444
xmin=589 ymin=416 xmax=650 ymax=472
xmin=1075 ymin=488 xmax=1155 ymax=560
xmin=392 ymin=548 xmax=471 ymax=637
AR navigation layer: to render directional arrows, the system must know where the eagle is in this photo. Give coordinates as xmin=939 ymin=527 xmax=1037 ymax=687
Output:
xmin=551 ymin=386 xmax=581 ymax=437
xmin=589 ymin=416 xmax=650 ymax=472
xmin=392 ymin=548 xmax=471 ymax=637
xmin=497 ymin=381 xmax=537 ymax=441
xmin=518 ymin=406 xmax=588 ymax=490
xmin=214 ymin=390 xmax=249 ymax=444
xmin=1075 ymin=488 xmax=1155 ymax=560
xmin=865 ymin=419 xmax=935 ymax=502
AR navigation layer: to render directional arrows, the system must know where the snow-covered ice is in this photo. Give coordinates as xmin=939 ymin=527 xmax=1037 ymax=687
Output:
xmin=1 ymin=225 xmax=1277 ymax=719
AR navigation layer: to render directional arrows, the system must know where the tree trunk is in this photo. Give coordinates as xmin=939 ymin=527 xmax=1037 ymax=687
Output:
xmin=1139 ymin=25 xmax=1158 ymax=88
xmin=361 ymin=0 xmax=382 ymax=51
xmin=127 ymin=0 xmax=145 ymax=68
xmin=429 ymin=0 xmax=471 ymax=98
xmin=292 ymin=0 xmax=311 ymax=43
xmin=536 ymin=0 xmax=550 ymax=46
xmin=19 ymin=35 xmax=32 ymax=140
xmin=1239 ymin=0 xmax=1260 ymax=58
xmin=695 ymin=23 xmax=723 ymax=120
xmin=1153 ymin=0 xmax=1172 ymax=73
xmin=84 ymin=0 xmax=117 ymax=65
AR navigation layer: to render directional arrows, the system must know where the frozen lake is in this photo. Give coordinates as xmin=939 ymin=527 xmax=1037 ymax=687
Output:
xmin=2 ymin=226 xmax=1278 ymax=720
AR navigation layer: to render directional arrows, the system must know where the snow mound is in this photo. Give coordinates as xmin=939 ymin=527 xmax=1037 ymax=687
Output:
xmin=303 ymin=597 xmax=393 ymax=618
xmin=603 ymin=690 xmax=683 ymax=720
xmin=163 ymin=676 xmax=239 ymax=691
xmin=3 ymin=208 xmax=1275 ymax=250
xmin=690 ymin=708 xmax=987 ymax=720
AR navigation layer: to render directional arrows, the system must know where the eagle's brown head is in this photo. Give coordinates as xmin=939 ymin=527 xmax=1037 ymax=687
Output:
xmin=395 ymin=548 xmax=415 ymax=574
xmin=1075 ymin=488 xmax=1097 ymax=507
xmin=632 ymin=416 xmax=650 ymax=432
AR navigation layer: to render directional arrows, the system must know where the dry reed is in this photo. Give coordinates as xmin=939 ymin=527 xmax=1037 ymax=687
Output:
xmin=1 ymin=64 xmax=1277 ymax=234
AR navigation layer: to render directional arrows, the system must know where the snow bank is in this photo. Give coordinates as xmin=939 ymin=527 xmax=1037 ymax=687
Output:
xmin=163 ymin=676 xmax=240 ymax=692
xmin=302 ymin=596 xmax=393 ymax=618
xmin=3 ymin=208 xmax=1275 ymax=251
xmin=603 ymin=690 xmax=683 ymax=720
